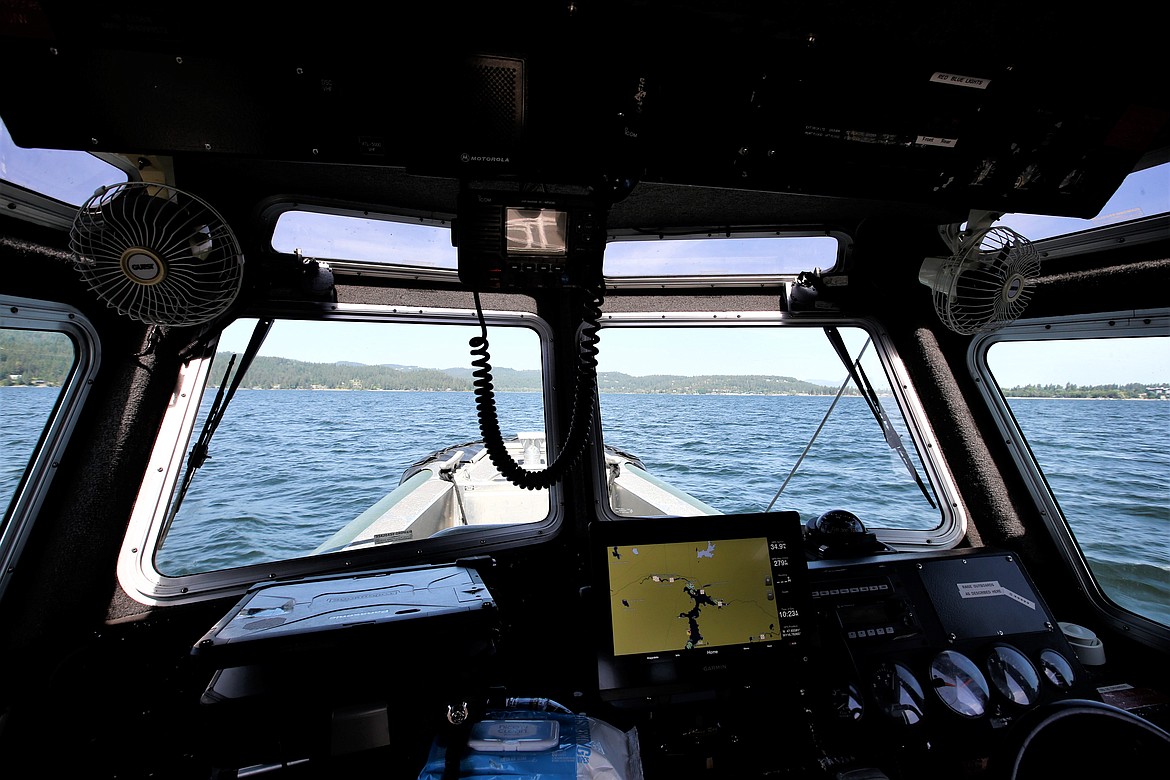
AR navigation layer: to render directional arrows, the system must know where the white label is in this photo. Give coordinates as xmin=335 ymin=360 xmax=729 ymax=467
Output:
xmin=1097 ymin=683 xmax=1134 ymax=693
xmin=957 ymin=580 xmax=1036 ymax=610
xmin=916 ymin=135 xmax=959 ymax=148
xmin=930 ymin=72 xmax=991 ymax=89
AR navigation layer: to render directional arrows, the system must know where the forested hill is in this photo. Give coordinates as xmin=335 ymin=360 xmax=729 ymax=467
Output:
xmin=2 ymin=340 xmax=1164 ymax=399
xmin=438 ymin=366 xmax=843 ymax=395
xmin=1002 ymin=383 xmax=1164 ymax=399
xmin=195 ymin=355 xmax=1164 ymax=398
xmin=0 ymin=330 xmax=75 ymax=385
xmin=209 ymin=356 xmax=467 ymax=391
xmin=205 ymin=355 xmax=843 ymax=395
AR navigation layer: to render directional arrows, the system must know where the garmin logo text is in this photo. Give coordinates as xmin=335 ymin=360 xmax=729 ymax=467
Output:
xmin=460 ymin=152 xmax=511 ymax=164
xmin=702 ymin=664 xmax=728 ymax=672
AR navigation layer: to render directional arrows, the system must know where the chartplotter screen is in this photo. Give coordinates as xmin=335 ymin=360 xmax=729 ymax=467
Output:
xmin=592 ymin=513 xmax=811 ymax=701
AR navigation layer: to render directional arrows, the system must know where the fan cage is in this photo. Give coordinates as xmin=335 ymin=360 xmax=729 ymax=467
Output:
xmin=931 ymin=226 xmax=1041 ymax=336
xmin=69 ymin=182 xmax=244 ymax=327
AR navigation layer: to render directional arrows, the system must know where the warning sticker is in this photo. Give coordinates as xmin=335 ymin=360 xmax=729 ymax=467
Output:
xmin=957 ymin=580 xmax=1036 ymax=610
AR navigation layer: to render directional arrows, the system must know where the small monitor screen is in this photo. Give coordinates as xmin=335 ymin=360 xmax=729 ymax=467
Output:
xmin=592 ymin=513 xmax=811 ymax=701
xmin=505 ymin=207 xmax=568 ymax=256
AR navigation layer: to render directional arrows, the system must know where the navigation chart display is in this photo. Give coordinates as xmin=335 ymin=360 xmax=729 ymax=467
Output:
xmin=593 ymin=513 xmax=811 ymax=701
xmin=608 ymin=536 xmax=790 ymax=655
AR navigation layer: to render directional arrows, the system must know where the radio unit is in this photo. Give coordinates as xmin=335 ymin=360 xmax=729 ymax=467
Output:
xmin=454 ymin=187 xmax=605 ymax=291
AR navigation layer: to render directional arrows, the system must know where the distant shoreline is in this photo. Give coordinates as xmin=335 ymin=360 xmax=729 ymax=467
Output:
xmin=3 ymin=385 xmax=1166 ymax=401
xmin=1004 ymin=395 xmax=1169 ymax=401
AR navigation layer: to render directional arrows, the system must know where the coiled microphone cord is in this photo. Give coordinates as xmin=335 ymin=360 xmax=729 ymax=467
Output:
xmin=470 ymin=288 xmax=603 ymax=490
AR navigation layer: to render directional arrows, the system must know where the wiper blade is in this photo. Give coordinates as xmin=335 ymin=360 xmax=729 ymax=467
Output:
xmin=823 ymin=327 xmax=936 ymax=509
xmin=159 ymin=318 xmax=273 ymax=544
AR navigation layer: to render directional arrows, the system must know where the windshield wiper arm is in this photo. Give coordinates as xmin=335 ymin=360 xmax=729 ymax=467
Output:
xmin=160 ymin=318 xmax=273 ymax=543
xmin=823 ymin=327 xmax=936 ymax=509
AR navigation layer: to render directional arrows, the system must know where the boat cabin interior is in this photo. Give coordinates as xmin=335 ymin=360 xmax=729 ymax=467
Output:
xmin=1 ymin=2 xmax=1168 ymax=778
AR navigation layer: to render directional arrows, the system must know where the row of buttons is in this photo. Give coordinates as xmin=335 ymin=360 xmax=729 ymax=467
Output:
xmin=507 ymin=261 xmax=562 ymax=275
xmin=847 ymin=626 xmax=898 ymax=640
xmin=811 ymin=583 xmax=890 ymax=598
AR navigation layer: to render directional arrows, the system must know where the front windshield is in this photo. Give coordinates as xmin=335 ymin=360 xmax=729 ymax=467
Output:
xmin=595 ymin=322 xmax=943 ymax=532
xmin=154 ymin=315 xmax=549 ymax=575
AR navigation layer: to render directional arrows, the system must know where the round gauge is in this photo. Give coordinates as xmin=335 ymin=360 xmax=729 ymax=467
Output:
xmin=1039 ymin=649 xmax=1077 ymax=690
xmin=986 ymin=644 xmax=1041 ymax=706
xmin=929 ymin=650 xmax=990 ymax=718
xmin=830 ymin=682 xmax=865 ymax=722
xmin=871 ymin=661 xmax=926 ymax=725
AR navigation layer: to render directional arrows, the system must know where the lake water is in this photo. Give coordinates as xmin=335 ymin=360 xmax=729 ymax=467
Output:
xmin=2 ymin=386 xmax=1167 ymax=625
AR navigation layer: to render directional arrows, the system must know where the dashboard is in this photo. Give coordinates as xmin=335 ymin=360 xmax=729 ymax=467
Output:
xmin=589 ymin=529 xmax=1099 ymax=777
xmin=796 ymin=548 xmax=1096 ymax=776
xmin=186 ymin=523 xmax=1111 ymax=779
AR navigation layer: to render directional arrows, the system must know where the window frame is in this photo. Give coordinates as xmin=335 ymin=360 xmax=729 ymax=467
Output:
xmin=970 ymin=308 xmax=1170 ymax=645
xmin=589 ymin=310 xmax=967 ymax=550
xmin=0 ymin=295 xmax=100 ymax=602
xmin=118 ymin=301 xmax=560 ymax=606
xmin=261 ymin=197 xmax=851 ymax=291
xmin=602 ymin=230 xmax=850 ymax=290
xmin=0 ymin=115 xmax=136 ymax=229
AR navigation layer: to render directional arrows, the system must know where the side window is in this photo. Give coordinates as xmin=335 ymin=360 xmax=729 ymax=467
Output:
xmin=124 ymin=310 xmax=550 ymax=594
xmin=0 ymin=297 xmax=98 ymax=600
xmin=979 ymin=317 xmax=1169 ymax=628
xmin=594 ymin=317 xmax=961 ymax=546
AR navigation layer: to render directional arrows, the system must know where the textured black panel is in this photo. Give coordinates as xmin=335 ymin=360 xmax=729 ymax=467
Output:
xmin=919 ymin=553 xmax=1053 ymax=640
xmin=2 ymin=1 xmax=1165 ymax=220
